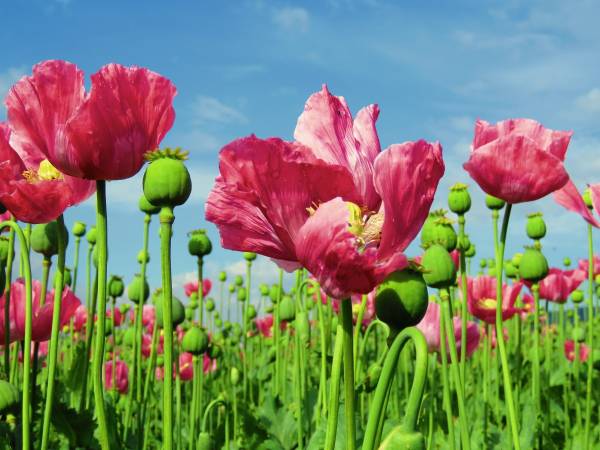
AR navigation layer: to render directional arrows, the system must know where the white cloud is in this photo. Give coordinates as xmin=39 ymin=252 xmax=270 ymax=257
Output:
xmin=272 ymin=7 xmax=310 ymax=32
xmin=575 ymin=88 xmax=600 ymax=113
xmin=192 ymin=96 xmax=247 ymax=124
xmin=0 ymin=66 xmax=26 ymax=103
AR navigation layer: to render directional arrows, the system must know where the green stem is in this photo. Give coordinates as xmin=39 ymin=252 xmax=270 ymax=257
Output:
xmin=584 ymin=223 xmax=595 ymax=448
xmin=72 ymin=236 xmax=81 ymax=294
xmin=3 ymin=225 xmax=14 ymax=377
xmin=353 ymin=294 xmax=368 ymax=376
xmin=458 ymin=215 xmax=468 ymax=385
xmin=532 ymin=284 xmax=541 ymax=435
xmin=92 ymin=180 xmax=111 ymax=450
xmin=40 ymin=216 xmax=66 ymax=450
xmin=439 ymin=303 xmax=456 ymax=450
xmin=341 ymin=298 xmax=356 ymax=450
xmin=78 ymin=243 xmax=95 ymax=412
xmin=274 ymin=269 xmax=283 ymax=396
xmin=494 ymin=203 xmax=521 ymax=449
xmin=324 ymin=313 xmax=345 ymax=450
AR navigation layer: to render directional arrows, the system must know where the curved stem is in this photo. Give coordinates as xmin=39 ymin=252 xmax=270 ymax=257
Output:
xmin=3 ymin=225 xmax=15 ymax=376
xmin=362 ymin=327 xmax=428 ymax=450
xmin=200 ymin=398 xmax=226 ymax=433
xmin=494 ymin=203 xmax=521 ymax=450
xmin=40 ymin=216 xmax=66 ymax=450
xmin=92 ymin=180 xmax=111 ymax=450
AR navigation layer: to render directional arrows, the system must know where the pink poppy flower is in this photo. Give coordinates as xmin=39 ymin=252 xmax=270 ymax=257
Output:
xmin=184 ymin=278 xmax=212 ymax=297
xmin=564 ymin=340 xmax=589 ymax=362
xmin=6 ymin=59 xmax=176 ymax=181
xmin=463 ymin=276 xmax=522 ymax=324
xmin=331 ymin=291 xmax=376 ymax=328
xmin=207 ymin=86 xmax=444 ymax=299
xmin=518 ymin=293 xmax=535 ymax=320
xmin=578 ymin=257 xmax=600 ymax=277
xmin=105 ymin=359 xmax=129 ymax=394
xmin=73 ymin=304 xmax=87 ymax=332
xmin=553 ymin=180 xmax=600 ymax=228
xmin=528 ymin=268 xmax=586 ymax=303
xmin=0 ymin=123 xmax=95 ymax=223
xmin=0 ymin=278 xmax=81 ymax=343
xmin=255 ymin=315 xmax=274 ymax=338
xmin=106 ymin=307 xmax=123 ymax=326
xmin=463 ymin=119 xmax=572 ymax=203
xmin=179 ymin=352 xmax=194 ymax=381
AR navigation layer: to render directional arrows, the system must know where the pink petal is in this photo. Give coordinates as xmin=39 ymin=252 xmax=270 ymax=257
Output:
xmin=553 ymin=179 xmax=600 ymax=228
xmin=294 ymin=85 xmax=379 ymax=211
xmin=62 ymin=64 xmax=177 ymax=180
xmin=464 ymin=134 xmax=569 ymax=203
xmin=416 ymin=301 xmax=441 ymax=352
xmin=373 ymin=140 xmax=445 ymax=258
xmin=295 ymin=197 xmax=407 ymax=299
xmin=589 ymin=183 xmax=600 ymax=219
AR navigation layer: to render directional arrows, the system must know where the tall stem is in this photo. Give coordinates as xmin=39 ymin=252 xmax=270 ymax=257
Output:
xmin=3 ymin=226 xmax=14 ymax=376
xmin=532 ymin=284 xmax=541 ymax=434
xmin=584 ymin=223 xmax=595 ymax=448
xmin=72 ymin=236 xmax=81 ymax=294
xmin=324 ymin=314 xmax=345 ymax=450
xmin=341 ymin=298 xmax=356 ymax=450
xmin=494 ymin=203 xmax=521 ymax=449
xmin=92 ymin=180 xmax=110 ymax=449
xmin=137 ymin=214 xmax=150 ymax=404
xmin=458 ymin=215 xmax=468 ymax=385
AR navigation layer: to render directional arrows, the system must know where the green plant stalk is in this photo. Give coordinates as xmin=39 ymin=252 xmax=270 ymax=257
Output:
xmin=175 ymin=338 xmax=182 ymax=450
xmin=0 ymin=220 xmax=33 ymax=449
xmin=159 ymin=206 xmax=175 ymax=450
xmin=78 ymin=243 xmax=95 ymax=412
xmin=315 ymin=288 xmax=328 ymax=419
xmin=353 ymin=294 xmax=368 ymax=375
xmin=92 ymin=180 xmax=111 ymax=450
xmin=483 ymin=324 xmax=490 ymax=443
xmin=362 ymin=327 xmax=428 ymax=450
xmin=494 ymin=203 xmax=521 ymax=450
xmin=189 ymin=355 xmax=200 ymax=450
xmin=440 ymin=289 xmax=471 ymax=450
xmin=141 ymin=320 xmax=159 ymax=450
xmin=573 ymin=303 xmax=582 ymax=430
xmin=72 ymin=236 xmax=81 ymax=294
xmin=4 ymin=225 xmax=15 ymax=378
xmin=243 ymin=259 xmax=251 ymax=401
xmin=531 ymin=284 xmax=541 ymax=434
xmin=274 ymin=268 xmax=283 ymax=396
xmin=40 ymin=215 xmax=67 ymax=450
xmin=340 ymin=298 xmax=356 ymax=450
xmin=324 ymin=314 xmax=345 ymax=450
xmin=584 ymin=223 xmax=595 ymax=448
xmin=137 ymin=213 xmax=151 ymax=404
xmin=439 ymin=305 xmax=456 ymax=450
xmin=294 ymin=313 xmax=304 ymax=450
xmin=458 ymin=215 xmax=468 ymax=385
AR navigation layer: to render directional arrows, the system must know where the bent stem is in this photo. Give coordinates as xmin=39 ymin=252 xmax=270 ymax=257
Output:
xmin=40 ymin=215 xmax=67 ymax=450
xmin=494 ymin=203 xmax=521 ymax=450
xmin=362 ymin=327 xmax=428 ymax=450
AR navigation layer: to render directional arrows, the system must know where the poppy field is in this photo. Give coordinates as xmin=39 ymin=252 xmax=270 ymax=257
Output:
xmin=0 ymin=58 xmax=600 ymax=450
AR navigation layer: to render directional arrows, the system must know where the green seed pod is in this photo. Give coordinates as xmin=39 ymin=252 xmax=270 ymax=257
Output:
xmin=365 ymin=363 xmax=382 ymax=393
xmin=572 ymin=289 xmax=584 ymax=304
xmin=487 ymin=258 xmax=495 ymax=268
xmin=155 ymin=296 xmax=185 ymax=328
xmin=376 ymin=268 xmax=429 ymax=331
xmin=243 ymin=252 xmax=257 ymax=261
xmin=197 ymin=432 xmax=212 ymax=450
xmin=583 ymin=188 xmax=593 ymax=209
xmin=71 ymin=221 xmax=86 ymax=238
xmin=563 ymin=257 xmax=571 ymax=268
xmin=421 ymin=215 xmax=457 ymax=252
xmin=504 ymin=261 xmax=518 ymax=280
xmin=137 ymin=250 xmax=150 ymax=264
xmin=269 ymin=284 xmax=281 ymax=303
xmin=279 ymin=295 xmax=296 ymax=321
xmin=143 ymin=148 xmax=192 ymax=208
xmin=419 ymin=210 xmax=445 ymax=247
xmin=519 ymin=247 xmax=549 ymax=282
xmin=86 ymin=226 xmax=97 ymax=245
xmin=246 ymin=304 xmax=256 ymax=320
xmin=55 ymin=267 xmax=72 ymax=287
xmin=205 ymin=298 xmax=215 ymax=312
xmin=127 ymin=274 xmax=150 ymax=304
xmin=485 ymin=194 xmax=505 ymax=210
xmin=188 ymin=229 xmax=212 ymax=257
xmin=421 ymin=245 xmax=457 ymax=289
xmin=234 ymin=275 xmax=244 ymax=287
xmin=465 ymin=242 xmax=476 ymax=258
xmin=237 ymin=287 xmax=247 ymax=302
xmin=228 ymin=284 xmax=235 ymax=294
xmin=108 ymin=275 xmax=125 ymax=298
xmin=120 ymin=303 xmax=130 ymax=315
xmin=218 ymin=271 xmax=227 ymax=282
xmin=448 ymin=183 xmax=471 ymax=215
xmin=479 ymin=259 xmax=487 ymax=269
xmin=138 ymin=194 xmax=161 ymax=215
xmin=511 ymin=253 xmax=523 ymax=269
xmin=182 ymin=326 xmax=209 ymax=355
xmin=265 ymin=305 xmax=274 ymax=314
xmin=185 ymin=307 xmax=193 ymax=321
xmin=231 ymin=322 xmax=242 ymax=338
xmin=0 ymin=379 xmax=19 ymax=413
xmin=31 ymin=221 xmax=65 ymax=257
xmin=104 ymin=319 xmax=113 ymax=336
xmin=123 ymin=327 xmax=136 ymax=347
xmin=156 ymin=355 xmax=164 ymax=367
xmin=380 ymin=425 xmax=425 ymax=450
xmin=230 ymin=367 xmax=240 ymax=386
xmin=572 ymin=326 xmax=586 ymax=343
xmin=295 ymin=311 xmax=310 ymax=345
xmin=259 ymin=283 xmax=269 ymax=296
xmin=526 ymin=212 xmax=547 ymax=240
xmin=214 ymin=318 xmax=223 ymax=328
xmin=189 ymin=299 xmax=198 ymax=310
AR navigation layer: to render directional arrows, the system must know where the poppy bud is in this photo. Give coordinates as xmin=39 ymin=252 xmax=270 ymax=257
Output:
xmin=365 ymin=363 xmax=382 ymax=393
xmin=572 ymin=326 xmax=586 ymax=343
xmin=421 ymin=245 xmax=457 ymax=289
xmin=231 ymin=323 xmax=242 ymax=337
xmin=421 ymin=213 xmax=457 ymax=252
xmin=519 ymin=247 xmax=549 ymax=282
xmin=205 ymin=298 xmax=215 ymax=312
xmin=189 ymin=300 xmax=198 ymax=310
xmin=269 ymin=284 xmax=281 ymax=303
xmin=448 ymin=183 xmax=471 ymax=215
xmin=157 ymin=356 xmax=164 ymax=367
xmin=279 ymin=295 xmax=296 ymax=321
xmin=120 ymin=303 xmax=130 ymax=315
xmin=182 ymin=326 xmax=209 ymax=355
xmin=0 ymin=379 xmax=19 ymax=413
xmin=376 ymin=268 xmax=429 ymax=331
xmin=479 ymin=259 xmax=487 ymax=269
xmin=188 ymin=229 xmax=212 ymax=257
xmin=197 ymin=432 xmax=212 ymax=450
xmin=71 ymin=221 xmax=86 ymax=238
xmin=526 ymin=213 xmax=546 ymax=240
xmin=127 ymin=274 xmax=150 ymax=304
xmin=237 ymin=287 xmax=247 ymax=302
xmin=123 ymin=328 xmax=135 ymax=347
xmin=215 ymin=318 xmax=223 ymax=328
xmin=582 ymin=188 xmax=593 ymax=209
xmin=234 ymin=275 xmax=244 ymax=287
xmin=155 ymin=296 xmax=185 ymax=328
xmin=138 ymin=194 xmax=161 ymax=215
xmin=108 ymin=275 xmax=125 ymax=298
xmin=218 ymin=271 xmax=227 ymax=282
xmin=86 ymin=226 xmax=97 ymax=245
xmin=504 ymin=261 xmax=518 ymax=279
xmin=243 ymin=252 xmax=257 ymax=261
xmin=142 ymin=148 xmax=192 ymax=208
xmin=137 ymin=250 xmax=150 ymax=264
xmin=572 ymin=289 xmax=584 ymax=303
xmin=563 ymin=257 xmax=571 ymax=267
xmin=465 ymin=242 xmax=476 ymax=258
xmin=485 ymin=194 xmax=505 ymax=210
xmin=54 ymin=267 xmax=72 ymax=287
xmin=31 ymin=221 xmax=66 ymax=257
xmin=259 ymin=283 xmax=269 ymax=296
xmin=228 ymin=284 xmax=235 ymax=294
xmin=230 ymin=367 xmax=240 ymax=386
xmin=295 ymin=311 xmax=310 ymax=344
xmin=265 ymin=305 xmax=274 ymax=314
xmin=457 ymin=234 xmax=471 ymax=252
xmin=246 ymin=304 xmax=256 ymax=321
xmin=511 ymin=253 xmax=523 ymax=269
xmin=380 ymin=425 xmax=425 ymax=450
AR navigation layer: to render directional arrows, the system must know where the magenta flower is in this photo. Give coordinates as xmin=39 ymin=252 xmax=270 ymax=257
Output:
xmin=184 ymin=278 xmax=212 ymax=298
xmin=6 ymin=60 xmax=176 ymax=181
xmin=528 ymin=268 xmax=587 ymax=303
xmin=206 ymin=86 xmax=444 ymax=298
xmin=553 ymin=180 xmax=600 ymax=228
xmin=564 ymin=340 xmax=589 ymax=363
xmin=463 ymin=119 xmax=572 ymax=203
xmin=463 ymin=276 xmax=522 ymax=324
xmin=105 ymin=359 xmax=129 ymax=394
xmin=578 ymin=257 xmax=600 ymax=277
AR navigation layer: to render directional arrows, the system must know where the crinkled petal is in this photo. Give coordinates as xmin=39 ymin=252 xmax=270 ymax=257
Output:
xmin=553 ymin=180 xmax=600 ymax=228
xmin=295 ymin=197 xmax=407 ymax=299
xmin=374 ymin=140 xmax=445 ymax=258
xmin=416 ymin=301 xmax=441 ymax=352
xmin=464 ymin=134 xmax=569 ymax=203
xmin=589 ymin=183 xmax=600 ymax=219
xmin=62 ymin=64 xmax=177 ymax=180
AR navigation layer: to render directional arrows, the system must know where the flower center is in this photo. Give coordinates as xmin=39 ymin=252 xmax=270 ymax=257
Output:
xmin=478 ymin=297 xmax=497 ymax=310
xmin=346 ymin=201 xmax=383 ymax=250
xmin=22 ymin=160 xmax=64 ymax=183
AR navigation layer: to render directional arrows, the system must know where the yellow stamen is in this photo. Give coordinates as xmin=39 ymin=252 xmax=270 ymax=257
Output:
xmin=22 ymin=159 xmax=64 ymax=183
xmin=478 ymin=298 xmax=497 ymax=310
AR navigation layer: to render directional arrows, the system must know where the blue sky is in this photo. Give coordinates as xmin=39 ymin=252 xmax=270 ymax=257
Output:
xmin=2 ymin=0 xmax=600 ymax=303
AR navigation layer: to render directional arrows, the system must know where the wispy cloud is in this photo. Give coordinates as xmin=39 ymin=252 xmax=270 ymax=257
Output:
xmin=192 ymin=95 xmax=247 ymax=124
xmin=575 ymin=88 xmax=600 ymax=114
xmin=0 ymin=66 xmax=26 ymax=111
xmin=272 ymin=7 xmax=310 ymax=32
